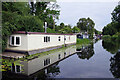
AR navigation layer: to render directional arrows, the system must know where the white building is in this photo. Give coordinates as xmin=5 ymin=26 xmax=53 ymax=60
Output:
xmin=6 ymin=31 xmax=76 ymax=55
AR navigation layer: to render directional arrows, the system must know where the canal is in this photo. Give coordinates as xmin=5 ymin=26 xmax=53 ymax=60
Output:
xmin=2 ymin=40 xmax=120 ymax=79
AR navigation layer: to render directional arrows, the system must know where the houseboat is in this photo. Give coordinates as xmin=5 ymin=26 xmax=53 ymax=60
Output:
xmin=6 ymin=31 xmax=76 ymax=55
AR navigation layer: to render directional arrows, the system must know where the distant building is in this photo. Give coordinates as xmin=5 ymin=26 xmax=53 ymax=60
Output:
xmin=77 ymin=32 xmax=89 ymax=39
xmin=6 ymin=31 xmax=76 ymax=55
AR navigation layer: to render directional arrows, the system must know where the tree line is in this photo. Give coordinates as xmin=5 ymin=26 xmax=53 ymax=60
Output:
xmin=102 ymin=4 xmax=120 ymax=36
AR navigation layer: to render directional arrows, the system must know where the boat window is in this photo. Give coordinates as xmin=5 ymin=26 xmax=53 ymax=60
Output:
xmin=10 ymin=36 xmax=21 ymax=46
xmin=58 ymin=36 xmax=61 ymax=41
xmin=48 ymin=37 xmax=50 ymax=42
xmin=44 ymin=37 xmax=46 ymax=42
xmin=44 ymin=58 xmax=50 ymax=66
xmin=58 ymin=54 xmax=61 ymax=59
xmin=16 ymin=37 xmax=20 ymax=45
xmin=44 ymin=36 xmax=50 ymax=42
xmin=12 ymin=36 xmax=14 ymax=45
xmin=46 ymin=36 xmax=48 ymax=42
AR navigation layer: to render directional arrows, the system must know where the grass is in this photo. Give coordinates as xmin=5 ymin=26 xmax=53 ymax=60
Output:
xmin=77 ymin=38 xmax=91 ymax=44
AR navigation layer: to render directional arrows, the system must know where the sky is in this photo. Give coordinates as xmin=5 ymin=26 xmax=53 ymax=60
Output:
xmin=56 ymin=0 xmax=119 ymax=31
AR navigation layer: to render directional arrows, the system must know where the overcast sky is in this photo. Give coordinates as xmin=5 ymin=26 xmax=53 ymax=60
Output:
xmin=56 ymin=0 xmax=119 ymax=31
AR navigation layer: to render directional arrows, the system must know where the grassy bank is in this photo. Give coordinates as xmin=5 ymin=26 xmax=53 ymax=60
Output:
xmin=77 ymin=38 xmax=91 ymax=44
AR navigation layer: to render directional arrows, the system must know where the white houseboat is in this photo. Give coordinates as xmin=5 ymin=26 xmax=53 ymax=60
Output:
xmin=6 ymin=31 xmax=76 ymax=55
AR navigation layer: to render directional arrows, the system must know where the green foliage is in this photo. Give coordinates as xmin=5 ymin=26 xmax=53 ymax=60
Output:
xmin=102 ymin=4 xmax=120 ymax=36
xmin=102 ymin=22 xmax=118 ymax=36
xmin=17 ymin=16 xmax=44 ymax=32
xmin=111 ymin=34 xmax=118 ymax=41
xmin=77 ymin=38 xmax=91 ymax=44
xmin=56 ymin=24 xmax=72 ymax=34
xmin=30 ymin=2 xmax=60 ymax=29
xmin=1 ymin=58 xmax=23 ymax=71
xmin=60 ymin=23 xmax=65 ymax=28
xmin=111 ymin=5 xmax=120 ymax=22
xmin=72 ymin=26 xmax=80 ymax=33
xmin=102 ymin=35 xmax=111 ymax=41
xmin=47 ymin=28 xmax=56 ymax=33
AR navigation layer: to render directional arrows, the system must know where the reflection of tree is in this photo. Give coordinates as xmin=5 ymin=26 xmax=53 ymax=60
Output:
xmin=77 ymin=43 xmax=94 ymax=60
xmin=47 ymin=63 xmax=60 ymax=78
xmin=102 ymin=40 xmax=120 ymax=54
xmin=110 ymin=51 xmax=120 ymax=78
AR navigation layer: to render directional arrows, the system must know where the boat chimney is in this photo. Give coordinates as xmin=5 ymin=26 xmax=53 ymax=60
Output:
xmin=44 ymin=22 xmax=47 ymax=33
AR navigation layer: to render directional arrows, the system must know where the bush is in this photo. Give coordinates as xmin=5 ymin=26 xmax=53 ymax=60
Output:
xmin=77 ymin=38 xmax=91 ymax=44
xmin=102 ymin=35 xmax=111 ymax=41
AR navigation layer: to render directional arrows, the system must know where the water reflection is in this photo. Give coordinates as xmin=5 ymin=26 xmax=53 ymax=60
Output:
xmin=110 ymin=51 xmax=120 ymax=78
xmin=102 ymin=40 xmax=120 ymax=54
xmin=102 ymin=39 xmax=120 ymax=78
xmin=76 ymin=43 xmax=94 ymax=60
xmin=30 ymin=63 xmax=60 ymax=79
xmin=2 ymin=45 xmax=77 ymax=79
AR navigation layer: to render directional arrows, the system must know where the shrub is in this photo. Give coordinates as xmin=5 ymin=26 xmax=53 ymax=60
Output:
xmin=102 ymin=35 xmax=111 ymax=41
xmin=77 ymin=38 xmax=91 ymax=44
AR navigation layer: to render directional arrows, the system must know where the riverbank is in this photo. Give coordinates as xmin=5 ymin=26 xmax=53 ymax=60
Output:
xmin=77 ymin=38 xmax=92 ymax=44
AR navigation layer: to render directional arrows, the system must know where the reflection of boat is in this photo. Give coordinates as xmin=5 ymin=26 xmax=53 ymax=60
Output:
xmin=10 ymin=45 xmax=76 ymax=76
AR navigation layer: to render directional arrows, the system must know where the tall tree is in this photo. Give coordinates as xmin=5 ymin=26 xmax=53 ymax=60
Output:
xmin=72 ymin=26 xmax=80 ymax=33
xmin=29 ymin=2 xmax=60 ymax=29
xmin=102 ymin=4 xmax=120 ymax=35
xmin=77 ymin=17 xmax=95 ymax=38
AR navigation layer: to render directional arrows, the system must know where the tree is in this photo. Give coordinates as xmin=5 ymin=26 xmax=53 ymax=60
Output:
xmin=77 ymin=18 xmax=88 ymax=31
xmin=29 ymin=2 xmax=60 ymax=29
xmin=111 ymin=5 xmax=120 ymax=32
xmin=77 ymin=17 xmax=95 ymax=39
xmin=103 ymin=4 xmax=120 ymax=36
xmin=60 ymin=23 xmax=65 ymax=29
xmin=2 ymin=2 xmax=30 ymax=51
xmin=111 ymin=5 xmax=120 ymax=22
xmin=58 ymin=24 xmax=72 ymax=33
xmin=72 ymin=26 xmax=80 ymax=33
xmin=102 ymin=22 xmax=117 ymax=36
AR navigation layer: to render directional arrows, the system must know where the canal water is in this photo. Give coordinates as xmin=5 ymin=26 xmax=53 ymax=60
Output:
xmin=2 ymin=40 xmax=120 ymax=79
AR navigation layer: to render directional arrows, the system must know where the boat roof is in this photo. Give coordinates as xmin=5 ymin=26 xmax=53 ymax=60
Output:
xmin=13 ymin=31 xmax=75 ymax=35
